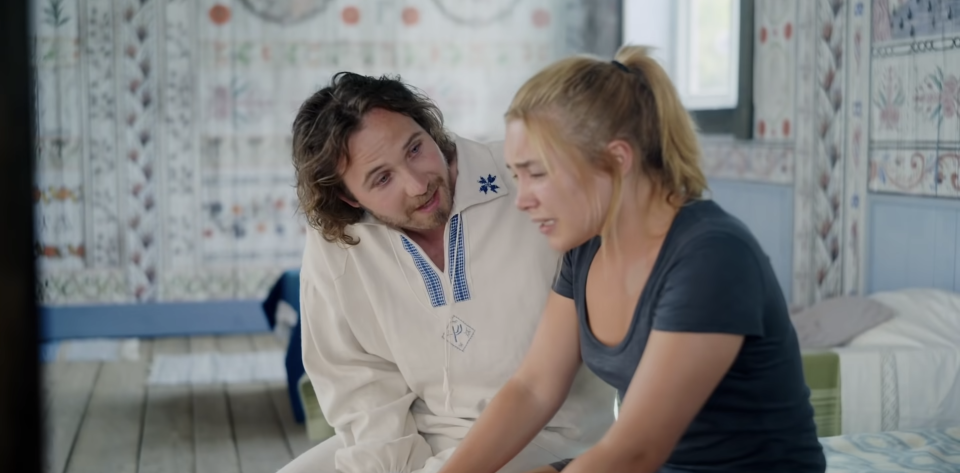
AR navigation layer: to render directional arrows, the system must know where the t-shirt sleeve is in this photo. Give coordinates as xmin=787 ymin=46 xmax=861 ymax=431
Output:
xmin=652 ymin=233 xmax=766 ymax=337
xmin=552 ymin=250 xmax=576 ymax=299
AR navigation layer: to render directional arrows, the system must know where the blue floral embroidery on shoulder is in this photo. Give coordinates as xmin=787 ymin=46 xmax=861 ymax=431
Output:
xmin=478 ymin=174 xmax=499 ymax=194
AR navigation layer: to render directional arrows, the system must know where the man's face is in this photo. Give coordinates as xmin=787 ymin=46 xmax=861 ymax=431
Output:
xmin=340 ymin=108 xmax=454 ymax=232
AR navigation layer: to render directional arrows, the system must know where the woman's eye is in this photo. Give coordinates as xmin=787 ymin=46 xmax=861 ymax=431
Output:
xmin=376 ymin=174 xmax=390 ymax=186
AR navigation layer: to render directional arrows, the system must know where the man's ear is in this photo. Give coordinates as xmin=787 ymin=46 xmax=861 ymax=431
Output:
xmin=338 ymin=193 xmax=361 ymax=208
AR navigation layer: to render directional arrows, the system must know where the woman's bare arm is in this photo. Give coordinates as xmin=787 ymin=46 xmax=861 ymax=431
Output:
xmin=436 ymin=292 xmax=585 ymax=473
xmin=562 ymin=330 xmax=743 ymax=473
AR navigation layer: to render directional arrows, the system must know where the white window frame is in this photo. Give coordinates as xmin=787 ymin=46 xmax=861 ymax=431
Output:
xmin=622 ymin=0 xmax=741 ymax=111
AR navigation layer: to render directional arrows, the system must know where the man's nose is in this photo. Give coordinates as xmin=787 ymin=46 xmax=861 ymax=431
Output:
xmin=404 ymin=170 xmax=429 ymax=197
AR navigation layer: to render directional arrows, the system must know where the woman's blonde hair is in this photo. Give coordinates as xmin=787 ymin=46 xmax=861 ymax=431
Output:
xmin=505 ymin=45 xmax=707 ymax=243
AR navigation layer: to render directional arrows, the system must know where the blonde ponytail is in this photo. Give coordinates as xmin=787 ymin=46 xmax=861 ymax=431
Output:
xmin=505 ymin=44 xmax=708 ymax=244
xmin=613 ymin=45 xmax=707 ymax=202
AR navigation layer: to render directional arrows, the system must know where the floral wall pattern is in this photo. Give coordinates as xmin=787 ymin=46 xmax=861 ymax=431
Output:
xmin=36 ymin=0 xmax=958 ymax=309
xmin=32 ymin=0 xmax=620 ymax=305
xmin=868 ymin=0 xmax=960 ymax=199
xmin=736 ymin=0 xmax=959 ymax=306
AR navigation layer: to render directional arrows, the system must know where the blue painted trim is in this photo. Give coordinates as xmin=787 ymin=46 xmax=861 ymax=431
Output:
xmin=869 ymin=192 xmax=960 ymax=211
xmin=867 ymin=192 xmax=960 ymax=294
xmin=40 ymin=300 xmax=269 ymax=341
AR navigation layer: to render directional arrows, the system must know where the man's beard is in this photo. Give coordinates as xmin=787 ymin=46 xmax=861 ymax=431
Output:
xmin=368 ymin=176 xmax=454 ymax=232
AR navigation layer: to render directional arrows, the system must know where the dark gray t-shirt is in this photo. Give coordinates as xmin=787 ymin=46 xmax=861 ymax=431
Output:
xmin=552 ymin=200 xmax=825 ymax=473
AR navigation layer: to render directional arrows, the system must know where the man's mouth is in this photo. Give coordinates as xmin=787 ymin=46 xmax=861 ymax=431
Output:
xmin=416 ymin=188 xmax=440 ymax=212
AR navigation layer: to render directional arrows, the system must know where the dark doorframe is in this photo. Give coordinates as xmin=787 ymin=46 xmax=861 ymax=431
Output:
xmin=0 ymin=0 xmax=43 ymax=471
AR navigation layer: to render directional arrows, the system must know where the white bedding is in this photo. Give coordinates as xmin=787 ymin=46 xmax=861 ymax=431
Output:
xmin=849 ymin=289 xmax=960 ymax=348
xmin=835 ymin=345 xmax=960 ymax=434
xmin=835 ymin=288 xmax=960 ymax=435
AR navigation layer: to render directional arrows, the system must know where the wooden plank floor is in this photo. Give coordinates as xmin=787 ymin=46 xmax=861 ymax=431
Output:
xmin=43 ymin=334 xmax=316 ymax=473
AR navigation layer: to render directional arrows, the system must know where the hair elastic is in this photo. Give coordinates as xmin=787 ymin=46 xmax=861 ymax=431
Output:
xmin=611 ymin=60 xmax=629 ymax=72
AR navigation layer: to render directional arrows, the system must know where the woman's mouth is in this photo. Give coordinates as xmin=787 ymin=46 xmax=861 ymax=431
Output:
xmin=537 ymin=219 xmax=556 ymax=234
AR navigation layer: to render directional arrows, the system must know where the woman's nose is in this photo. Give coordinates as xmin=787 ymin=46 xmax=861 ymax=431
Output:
xmin=514 ymin=181 xmax=537 ymax=212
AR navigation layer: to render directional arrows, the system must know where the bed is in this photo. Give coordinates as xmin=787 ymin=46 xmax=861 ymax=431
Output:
xmin=798 ymin=288 xmax=960 ymax=437
xmin=821 ymin=427 xmax=960 ymax=472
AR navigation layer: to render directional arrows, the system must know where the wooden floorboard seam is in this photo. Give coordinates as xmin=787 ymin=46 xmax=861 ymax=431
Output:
xmin=267 ymin=384 xmax=296 ymax=460
xmin=135 ymin=367 xmax=150 ymax=473
xmin=224 ymin=385 xmax=243 ymax=473
xmin=58 ymin=362 xmax=102 ymax=473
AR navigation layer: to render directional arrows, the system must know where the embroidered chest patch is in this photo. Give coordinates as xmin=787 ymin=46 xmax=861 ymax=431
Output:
xmin=441 ymin=315 xmax=476 ymax=352
xmin=478 ymin=174 xmax=499 ymax=194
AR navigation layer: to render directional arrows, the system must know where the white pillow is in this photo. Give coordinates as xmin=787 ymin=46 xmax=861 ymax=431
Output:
xmin=848 ymin=289 xmax=960 ymax=348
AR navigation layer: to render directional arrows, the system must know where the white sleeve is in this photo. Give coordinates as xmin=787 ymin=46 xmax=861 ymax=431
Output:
xmin=300 ymin=274 xmax=433 ymax=473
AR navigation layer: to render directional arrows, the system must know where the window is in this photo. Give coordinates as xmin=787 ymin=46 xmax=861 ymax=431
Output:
xmin=676 ymin=0 xmax=741 ymax=109
xmin=622 ymin=0 xmax=754 ymax=138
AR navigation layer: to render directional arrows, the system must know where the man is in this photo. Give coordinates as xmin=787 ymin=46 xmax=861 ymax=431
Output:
xmin=278 ymin=72 xmax=615 ymax=473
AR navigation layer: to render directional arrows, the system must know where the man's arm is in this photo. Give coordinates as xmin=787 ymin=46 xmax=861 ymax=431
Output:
xmin=301 ymin=273 xmax=433 ymax=473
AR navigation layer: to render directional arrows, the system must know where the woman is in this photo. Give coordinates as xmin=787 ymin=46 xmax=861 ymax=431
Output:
xmin=434 ymin=46 xmax=826 ymax=473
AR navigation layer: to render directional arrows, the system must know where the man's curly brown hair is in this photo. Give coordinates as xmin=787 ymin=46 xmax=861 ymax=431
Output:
xmin=291 ymin=72 xmax=458 ymax=246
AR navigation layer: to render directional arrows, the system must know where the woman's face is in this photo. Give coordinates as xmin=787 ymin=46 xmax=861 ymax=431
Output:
xmin=504 ymin=119 xmax=613 ymax=253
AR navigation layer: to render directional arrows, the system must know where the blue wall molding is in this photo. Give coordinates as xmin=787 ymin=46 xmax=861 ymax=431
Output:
xmin=867 ymin=193 xmax=960 ymax=294
xmin=40 ymin=300 xmax=269 ymax=341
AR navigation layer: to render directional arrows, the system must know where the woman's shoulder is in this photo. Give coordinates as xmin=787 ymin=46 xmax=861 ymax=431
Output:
xmin=670 ymin=199 xmax=763 ymax=256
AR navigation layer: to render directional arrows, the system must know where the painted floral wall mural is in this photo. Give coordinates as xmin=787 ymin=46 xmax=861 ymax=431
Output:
xmin=31 ymin=0 xmax=621 ymax=305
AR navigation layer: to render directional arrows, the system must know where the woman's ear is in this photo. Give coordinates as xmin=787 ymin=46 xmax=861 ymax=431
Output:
xmin=607 ymin=139 xmax=634 ymax=175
